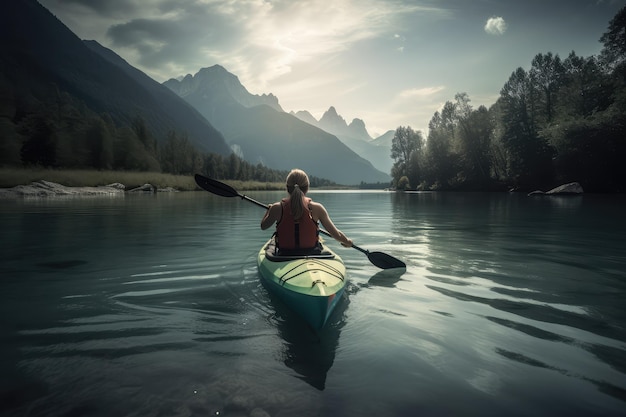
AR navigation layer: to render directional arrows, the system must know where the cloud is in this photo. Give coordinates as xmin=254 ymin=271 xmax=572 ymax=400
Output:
xmin=393 ymin=33 xmax=406 ymax=52
xmin=398 ymin=86 xmax=446 ymax=99
xmin=230 ymin=0 xmax=428 ymax=90
xmin=45 ymin=0 xmax=437 ymax=88
xmin=484 ymin=16 xmax=507 ymax=35
xmin=104 ymin=2 xmax=250 ymax=78
xmin=48 ymin=0 xmax=140 ymax=16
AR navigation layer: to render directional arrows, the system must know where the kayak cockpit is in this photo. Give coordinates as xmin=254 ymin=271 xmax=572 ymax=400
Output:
xmin=263 ymin=237 xmax=335 ymax=261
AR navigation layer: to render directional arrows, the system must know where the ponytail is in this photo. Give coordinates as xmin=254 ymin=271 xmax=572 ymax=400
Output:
xmin=290 ymin=184 xmax=305 ymax=219
xmin=285 ymin=169 xmax=310 ymax=220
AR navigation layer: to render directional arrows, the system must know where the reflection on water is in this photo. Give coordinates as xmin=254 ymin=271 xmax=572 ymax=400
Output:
xmin=389 ymin=191 xmax=626 ymax=409
xmin=1 ymin=191 xmax=625 ymax=416
xmin=366 ymin=268 xmax=407 ymax=288
xmin=267 ymin=289 xmax=348 ymax=391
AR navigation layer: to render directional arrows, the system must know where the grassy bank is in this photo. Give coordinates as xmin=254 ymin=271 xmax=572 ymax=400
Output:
xmin=0 ymin=168 xmax=284 ymax=191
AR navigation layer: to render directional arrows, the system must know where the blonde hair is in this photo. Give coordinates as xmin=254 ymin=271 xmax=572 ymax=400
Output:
xmin=286 ymin=169 xmax=310 ymax=220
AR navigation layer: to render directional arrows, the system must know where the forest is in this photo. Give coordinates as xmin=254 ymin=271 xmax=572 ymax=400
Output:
xmin=390 ymin=7 xmax=626 ymax=193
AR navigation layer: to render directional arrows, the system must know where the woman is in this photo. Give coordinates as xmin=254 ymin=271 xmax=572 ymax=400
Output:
xmin=261 ymin=169 xmax=352 ymax=253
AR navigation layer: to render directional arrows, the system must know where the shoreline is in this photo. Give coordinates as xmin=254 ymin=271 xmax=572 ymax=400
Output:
xmin=0 ymin=180 xmax=161 ymax=198
xmin=0 ymin=168 xmax=286 ymax=196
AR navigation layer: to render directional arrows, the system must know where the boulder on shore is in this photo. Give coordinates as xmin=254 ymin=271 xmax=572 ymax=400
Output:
xmin=128 ymin=183 xmax=156 ymax=193
xmin=528 ymin=182 xmax=583 ymax=196
xmin=0 ymin=181 xmax=178 ymax=198
xmin=0 ymin=180 xmax=125 ymax=198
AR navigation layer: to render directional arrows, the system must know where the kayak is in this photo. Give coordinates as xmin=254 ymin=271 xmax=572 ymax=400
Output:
xmin=257 ymin=237 xmax=347 ymax=329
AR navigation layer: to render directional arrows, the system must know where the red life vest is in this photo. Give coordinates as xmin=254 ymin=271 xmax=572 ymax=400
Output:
xmin=275 ymin=197 xmax=319 ymax=250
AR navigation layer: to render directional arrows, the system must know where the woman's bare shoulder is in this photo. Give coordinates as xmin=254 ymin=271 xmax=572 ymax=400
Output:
xmin=309 ymin=201 xmax=328 ymax=216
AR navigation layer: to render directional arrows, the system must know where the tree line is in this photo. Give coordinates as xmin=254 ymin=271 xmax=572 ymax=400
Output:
xmin=391 ymin=7 xmax=626 ymax=193
xmin=0 ymin=84 xmax=335 ymax=187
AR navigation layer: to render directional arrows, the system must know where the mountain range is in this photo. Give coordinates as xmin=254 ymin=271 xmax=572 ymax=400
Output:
xmin=164 ymin=67 xmax=390 ymax=184
xmin=292 ymin=107 xmax=395 ymax=173
xmin=1 ymin=0 xmax=393 ymax=185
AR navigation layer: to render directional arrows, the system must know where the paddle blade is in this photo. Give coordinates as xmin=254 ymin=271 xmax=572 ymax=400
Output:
xmin=194 ymin=174 xmax=239 ymax=198
xmin=367 ymin=251 xmax=406 ymax=270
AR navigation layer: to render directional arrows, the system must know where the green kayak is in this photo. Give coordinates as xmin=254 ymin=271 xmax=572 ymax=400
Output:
xmin=257 ymin=238 xmax=347 ymax=329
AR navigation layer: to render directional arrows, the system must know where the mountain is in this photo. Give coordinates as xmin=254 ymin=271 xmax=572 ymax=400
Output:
xmin=0 ymin=0 xmax=231 ymax=155
xmin=164 ymin=66 xmax=390 ymax=185
xmin=172 ymin=66 xmax=284 ymax=113
xmin=293 ymin=107 xmax=395 ymax=174
xmin=292 ymin=110 xmax=318 ymax=126
xmin=318 ymin=106 xmax=352 ymax=137
xmin=346 ymin=118 xmax=372 ymax=142
xmin=372 ymin=130 xmax=396 ymax=148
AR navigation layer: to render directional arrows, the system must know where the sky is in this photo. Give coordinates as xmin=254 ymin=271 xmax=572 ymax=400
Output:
xmin=39 ymin=0 xmax=625 ymax=137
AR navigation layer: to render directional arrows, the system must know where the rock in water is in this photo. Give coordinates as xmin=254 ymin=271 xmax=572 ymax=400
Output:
xmin=528 ymin=182 xmax=583 ymax=196
xmin=546 ymin=182 xmax=583 ymax=194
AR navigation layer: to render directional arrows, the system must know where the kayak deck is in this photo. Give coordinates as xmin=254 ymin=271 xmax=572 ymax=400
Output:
xmin=257 ymin=238 xmax=347 ymax=329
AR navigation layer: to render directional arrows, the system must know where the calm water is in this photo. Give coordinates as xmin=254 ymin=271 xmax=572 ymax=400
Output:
xmin=1 ymin=190 xmax=625 ymax=417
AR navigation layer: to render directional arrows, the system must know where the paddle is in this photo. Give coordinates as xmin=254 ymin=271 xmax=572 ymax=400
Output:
xmin=194 ymin=174 xmax=406 ymax=270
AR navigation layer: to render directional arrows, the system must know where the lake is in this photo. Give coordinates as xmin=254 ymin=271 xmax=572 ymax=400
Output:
xmin=1 ymin=190 xmax=625 ymax=417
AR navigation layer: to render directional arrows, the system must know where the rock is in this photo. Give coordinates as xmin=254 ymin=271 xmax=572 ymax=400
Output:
xmin=546 ymin=182 xmax=583 ymax=195
xmin=128 ymin=183 xmax=156 ymax=193
xmin=157 ymin=186 xmax=178 ymax=193
xmin=106 ymin=182 xmax=126 ymax=190
xmin=0 ymin=180 xmax=182 ymax=197
xmin=528 ymin=182 xmax=583 ymax=196
xmin=0 ymin=180 xmax=125 ymax=198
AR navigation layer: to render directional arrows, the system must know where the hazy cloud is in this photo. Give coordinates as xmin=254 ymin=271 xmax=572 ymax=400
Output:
xmin=484 ymin=16 xmax=507 ymax=35
xmin=39 ymin=0 xmax=450 ymax=95
xmin=45 ymin=0 xmax=143 ymax=17
xmin=398 ymin=86 xmax=445 ymax=99
xmin=48 ymin=0 xmax=436 ymax=87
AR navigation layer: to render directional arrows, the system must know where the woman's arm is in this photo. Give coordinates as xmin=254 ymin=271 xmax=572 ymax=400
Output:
xmin=312 ymin=203 xmax=352 ymax=247
xmin=261 ymin=203 xmax=281 ymax=230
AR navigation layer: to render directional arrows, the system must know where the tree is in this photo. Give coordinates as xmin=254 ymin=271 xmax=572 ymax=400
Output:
xmin=228 ymin=153 xmax=241 ymax=179
xmin=114 ymin=126 xmax=160 ymax=171
xmin=530 ymin=52 xmax=564 ymax=124
xmin=424 ymin=110 xmax=455 ymax=188
xmin=497 ymin=67 xmax=553 ymax=188
xmin=160 ymin=131 xmax=197 ymax=175
xmin=600 ymin=6 xmax=626 ymax=70
xmin=421 ymin=93 xmax=494 ymax=190
xmin=456 ymin=105 xmax=493 ymax=186
xmin=488 ymin=102 xmax=509 ymax=182
xmin=0 ymin=118 xmax=21 ymax=166
xmin=203 ymin=153 xmax=226 ymax=179
xmin=391 ymin=126 xmax=423 ymax=183
xmin=559 ymin=52 xmax=612 ymax=117
xmin=19 ymin=116 xmax=56 ymax=167
xmin=133 ymin=116 xmax=158 ymax=161
xmin=87 ymin=117 xmax=113 ymax=170
xmin=397 ymin=176 xmax=410 ymax=190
